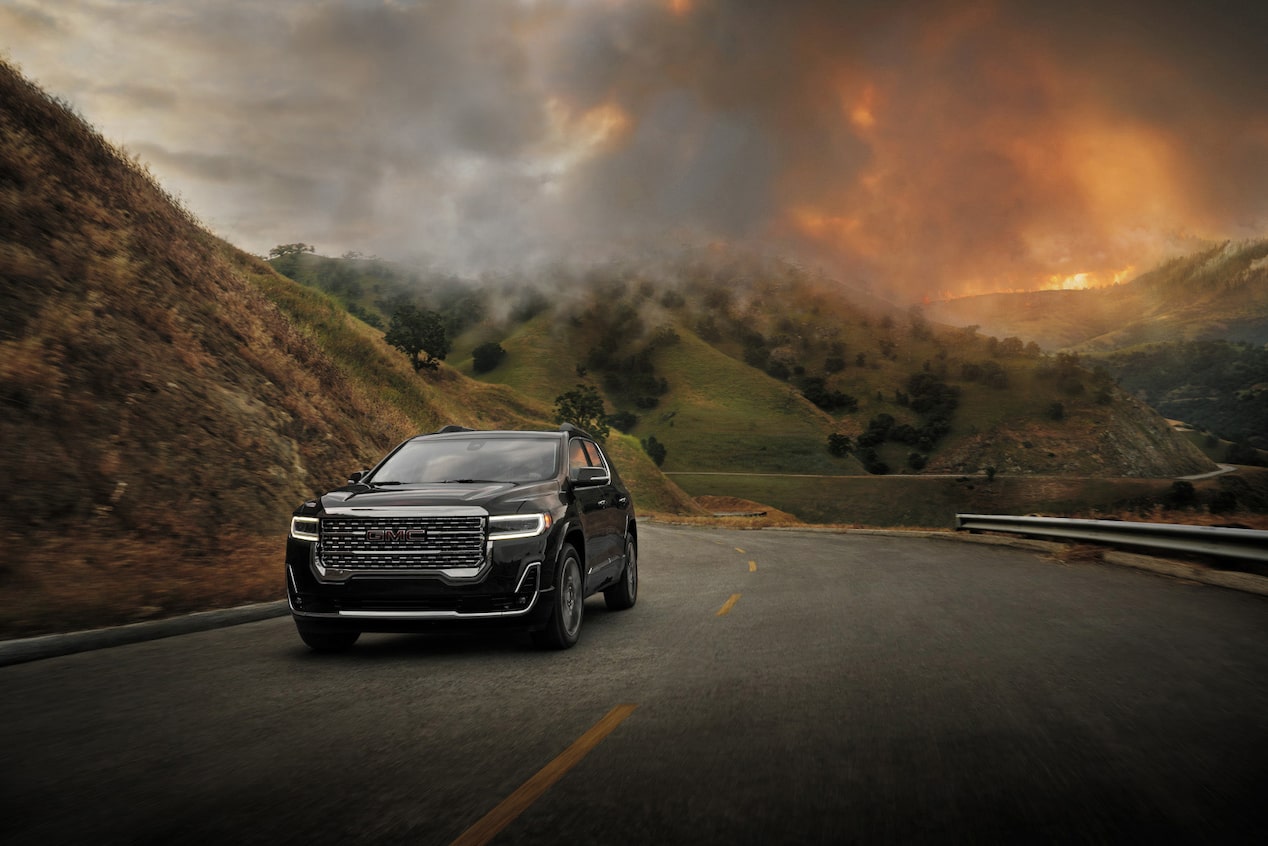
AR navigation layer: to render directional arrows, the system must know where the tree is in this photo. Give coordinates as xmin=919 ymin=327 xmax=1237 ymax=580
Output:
xmin=471 ymin=341 xmax=507 ymax=374
xmin=827 ymin=433 xmax=853 ymax=456
xmin=268 ymin=243 xmax=315 ymax=259
xmin=554 ymin=384 xmax=610 ymax=441
xmin=641 ymin=435 xmax=667 ymax=467
xmin=800 ymin=376 xmax=858 ymax=413
xmin=266 ymin=243 xmax=315 ymax=278
xmin=385 ymin=305 xmax=449 ymax=371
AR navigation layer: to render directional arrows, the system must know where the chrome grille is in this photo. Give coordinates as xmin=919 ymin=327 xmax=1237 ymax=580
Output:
xmin=319 ymin=514 xmax=486 ymax=571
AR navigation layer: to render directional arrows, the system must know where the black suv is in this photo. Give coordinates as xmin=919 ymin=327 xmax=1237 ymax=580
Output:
xmin=285 ymin=425 xmax=637 ymax=651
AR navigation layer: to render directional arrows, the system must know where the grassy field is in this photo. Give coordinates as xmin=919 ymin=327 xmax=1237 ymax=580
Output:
xmin=633 ymin=329 xmax=862 ymax=474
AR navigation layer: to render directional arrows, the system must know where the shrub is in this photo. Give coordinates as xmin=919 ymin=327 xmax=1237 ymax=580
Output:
xmin=608 ymin=411 xmax=639 ymax=433
xmin=471 ymin=341 xmax=506 ymax=374
xmin=641 ymin=435 xmax=667 ymax=467
xmin=1164 ymin=480 xmax=1197 ymax=508
xmin=1209 ymin=490 xmax=1238 ymax=514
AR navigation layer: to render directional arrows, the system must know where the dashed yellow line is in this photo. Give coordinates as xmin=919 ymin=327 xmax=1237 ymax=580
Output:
xmin=734 ymin=547 xmax=746 ymax=554
xmin=716 ymin=593 xmax=742 ymax=617
xmin=749 ymin=560 xmax=757 ymax=572
xmin=451 ymin=704 xmax=638 ymax=846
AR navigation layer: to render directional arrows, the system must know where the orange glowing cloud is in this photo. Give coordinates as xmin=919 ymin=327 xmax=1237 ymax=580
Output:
xmin=765 ymin=3 xmax=1253 ymax=301
xmin=665 ymin=0 xmax=693 ymax=18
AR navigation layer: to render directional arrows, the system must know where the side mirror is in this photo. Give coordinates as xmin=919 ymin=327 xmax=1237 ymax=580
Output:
xmin=573 ymin=467 xmax=610 ymax=487
xmin=347 ymin=470 xmax=369 ymax=484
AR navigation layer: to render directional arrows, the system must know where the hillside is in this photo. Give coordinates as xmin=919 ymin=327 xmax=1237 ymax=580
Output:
xmin=273 ymin=248 xmax=1216 ymax=484
xmin=924 ymin=239 xmax=1268 ymax=352
xmin=923 ymin=240 xmax=1268 ymax=446
xmin=0 ymin=60 xmax=698 ymax=637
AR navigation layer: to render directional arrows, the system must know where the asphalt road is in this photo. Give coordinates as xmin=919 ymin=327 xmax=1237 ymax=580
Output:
xmin=3 ymin=524 xmax=1266 ymax=844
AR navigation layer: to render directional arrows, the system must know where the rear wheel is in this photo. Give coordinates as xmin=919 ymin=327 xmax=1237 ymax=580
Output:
xmin=532 ymin=545 xmax=583 ymax=650
xmin=604 ymin=534 xmax=637 ymax=610
xmin=295 ymin=620 xmax=360 ymax=652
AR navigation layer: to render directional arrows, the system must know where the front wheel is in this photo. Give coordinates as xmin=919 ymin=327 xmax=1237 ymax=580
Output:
xmin=532 ymin=545 xmax=583 ymax=650
xmin=295 ymin=620 xmax=360 ymax=652
xmin=604 ymin=535 xmax=637 ymax=611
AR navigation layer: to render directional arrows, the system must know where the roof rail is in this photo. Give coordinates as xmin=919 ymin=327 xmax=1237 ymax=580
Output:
xmin=558 ymin=422 xmax=594 ymax=439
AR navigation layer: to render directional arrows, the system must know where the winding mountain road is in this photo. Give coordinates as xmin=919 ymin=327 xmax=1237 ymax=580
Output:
xmin=2 ymin=525 xmax=1265 ymax=843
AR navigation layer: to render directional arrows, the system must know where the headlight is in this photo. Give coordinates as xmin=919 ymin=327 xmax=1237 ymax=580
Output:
xmin=290 ymin=516 xmax=319 ymax=542
xmin=488 ymin=513 xmax=552 ymax=541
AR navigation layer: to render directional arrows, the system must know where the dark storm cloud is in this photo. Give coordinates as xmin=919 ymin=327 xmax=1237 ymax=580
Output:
xmin=2 ymin=0 xmax=1265 ymax=297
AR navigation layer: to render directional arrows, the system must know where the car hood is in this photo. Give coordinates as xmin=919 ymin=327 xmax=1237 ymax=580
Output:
xmin=317 ymin=480 xmax=555 ymax=512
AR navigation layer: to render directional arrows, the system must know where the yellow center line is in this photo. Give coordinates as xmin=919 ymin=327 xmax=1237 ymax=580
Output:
xmin=749 ymin=560 xmax=757 ymax=572
xmin=716 ymin=593 xmax=742 ymax=616
xmin=450 ymin=704 xmax=638 ymax=846
xmin=734 ymin=547 xmax=746 ymax=554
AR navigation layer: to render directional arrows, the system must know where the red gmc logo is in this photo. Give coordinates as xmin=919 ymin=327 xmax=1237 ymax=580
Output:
xmin=365 ymin=529 xmax=427 ymax=542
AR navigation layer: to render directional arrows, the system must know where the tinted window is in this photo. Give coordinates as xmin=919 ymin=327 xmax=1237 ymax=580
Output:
xmin=371 ymin=437 xmax=559 ymax=484
xmin=568 ymin=439 xmax=607 ymax=477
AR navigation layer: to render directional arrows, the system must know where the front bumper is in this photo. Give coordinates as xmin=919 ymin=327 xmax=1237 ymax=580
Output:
xmin=285 ymin=531 xmax=556 ymax=628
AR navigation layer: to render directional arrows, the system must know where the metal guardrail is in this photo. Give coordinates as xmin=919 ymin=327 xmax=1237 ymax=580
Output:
xmin=955 ymin=514 xmax=1268 ymax=564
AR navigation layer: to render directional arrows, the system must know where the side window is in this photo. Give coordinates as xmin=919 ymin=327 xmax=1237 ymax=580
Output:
xmin=568 ymin=439 xmax=592 ymax=475
xmin=581 ymin=440 xmax=608 ymax=474
xmin=569 ymin=439 xmax=608 ymax=477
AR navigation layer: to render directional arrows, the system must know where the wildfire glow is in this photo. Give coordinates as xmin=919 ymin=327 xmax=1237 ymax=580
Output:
xmin=534 ymin=99 xmax=631 ymax=190
xmin=1045 ymin=266 xmax=1136 ymax=291
xmin=544 ymin=99 xmax=630 ymax=153
xmin=786 ymin=206 xmax=882 ymax=259
xmin=848 ymin=83 xmax=877 ymax=131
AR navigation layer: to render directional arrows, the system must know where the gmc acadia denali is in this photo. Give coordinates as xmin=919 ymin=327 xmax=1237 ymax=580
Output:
xmin=285 ymin=425 xmax=637 ymax=651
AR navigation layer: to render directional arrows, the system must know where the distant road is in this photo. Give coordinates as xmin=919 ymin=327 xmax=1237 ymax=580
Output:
xmin=1178 ymin=463 xmax=1239 ymax=481
xmin=3 ymin=525 xmax=1265 ymax=843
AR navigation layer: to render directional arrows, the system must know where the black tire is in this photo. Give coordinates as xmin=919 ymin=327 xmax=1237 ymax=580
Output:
xmin=295 ymin=621 xmax=360 ymax=652
xmin=532 ymin=544 xmax=583 ymax=650
xmin=604 ymin=534 xmax=637 ymax=611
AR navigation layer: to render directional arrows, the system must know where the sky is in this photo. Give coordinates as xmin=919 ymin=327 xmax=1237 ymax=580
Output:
xmin=2 ymin=0 xmax=1266 ymax=302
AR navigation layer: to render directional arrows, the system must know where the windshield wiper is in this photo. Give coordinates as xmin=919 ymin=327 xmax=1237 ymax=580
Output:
xmin=437 ymin=479 xmax=506 ymax=484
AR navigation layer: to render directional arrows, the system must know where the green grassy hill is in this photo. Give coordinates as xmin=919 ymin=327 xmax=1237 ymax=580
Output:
xmin=270 ymin=244 xmax=1217 ymax=487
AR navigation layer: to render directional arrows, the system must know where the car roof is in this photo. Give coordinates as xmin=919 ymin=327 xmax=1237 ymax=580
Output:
xmin=405 ymin=428 xmax=578 ymax=444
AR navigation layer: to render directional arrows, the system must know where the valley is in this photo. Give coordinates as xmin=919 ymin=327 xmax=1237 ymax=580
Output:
xmin=1 ymin=56 xmax=1264 ymax=638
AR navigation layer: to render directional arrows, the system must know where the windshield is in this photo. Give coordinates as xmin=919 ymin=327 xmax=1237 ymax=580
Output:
xmin=368 ymin=437 xmax=559 ymax=485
